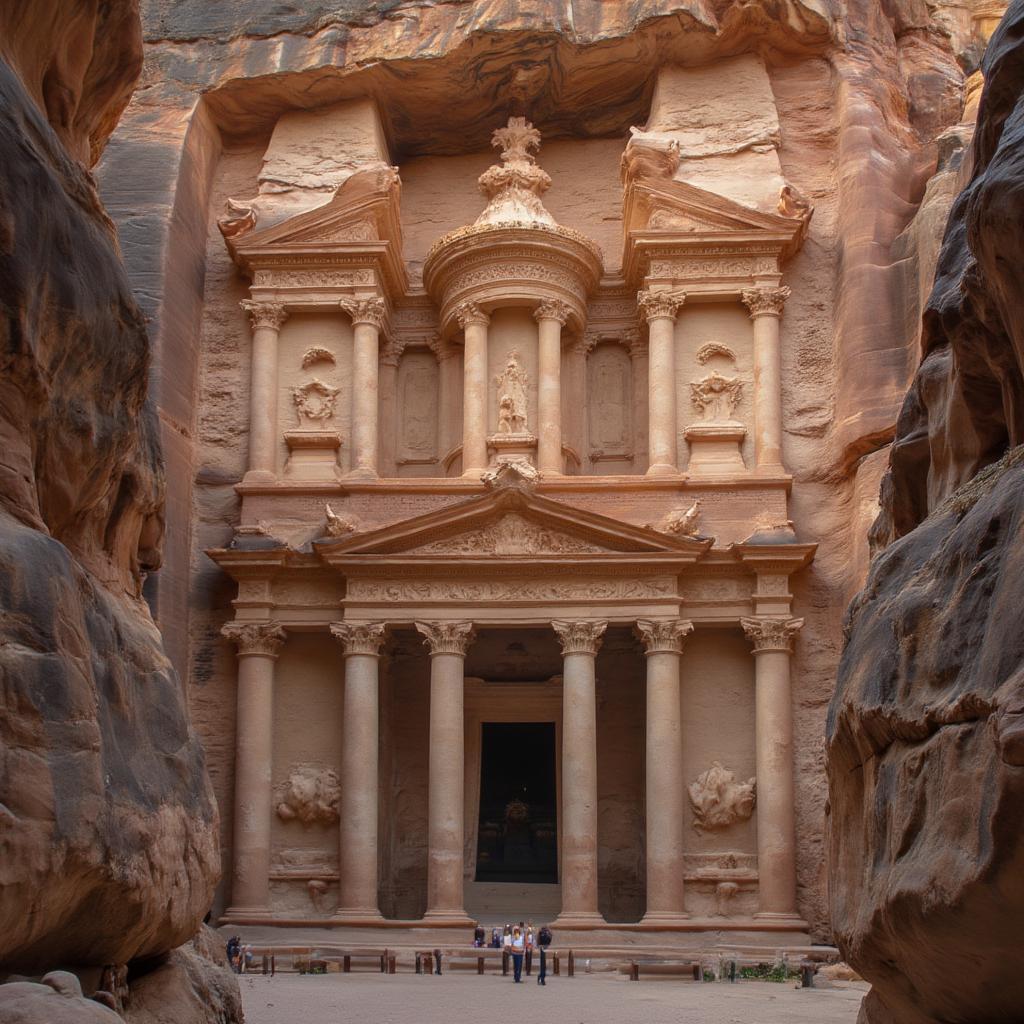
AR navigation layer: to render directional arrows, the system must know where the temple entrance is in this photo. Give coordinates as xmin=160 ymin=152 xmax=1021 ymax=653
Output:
xmin=474 ymin=722 xmax=558 ymax=884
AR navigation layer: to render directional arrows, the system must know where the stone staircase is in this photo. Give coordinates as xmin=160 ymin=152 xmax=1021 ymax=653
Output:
xmin=464 ymin=881 xmax=562 ymax=925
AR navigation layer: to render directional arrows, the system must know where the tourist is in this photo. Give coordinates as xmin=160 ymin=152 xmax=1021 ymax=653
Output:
xmin=225 ymin=935 xmax=241 ymax=973
xmin=536 ymin=924 xmax=552 ymax=985
xmin=509 ymin=925 xmax=526 ymax=982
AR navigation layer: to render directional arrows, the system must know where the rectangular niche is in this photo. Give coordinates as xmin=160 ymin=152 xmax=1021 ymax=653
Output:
xmin=586 ymin=340 xmax=634 ymax=474
xmin=396 ymin=348 xmax=439 ymax=475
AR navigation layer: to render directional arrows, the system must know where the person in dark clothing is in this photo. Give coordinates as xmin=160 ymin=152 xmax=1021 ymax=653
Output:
xmin=537 ymin=924 xmax=552 ymax=985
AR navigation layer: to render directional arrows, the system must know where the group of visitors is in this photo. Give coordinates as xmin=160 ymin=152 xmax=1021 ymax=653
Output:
xmin=225 ymin=935 xmax=254 ymax=974
xmin=474 ymin=922 xmax=553 ymax=984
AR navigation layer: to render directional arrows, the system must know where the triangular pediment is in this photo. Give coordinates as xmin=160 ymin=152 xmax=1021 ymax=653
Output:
xmin=315 ymin=485 xmax=711 ymax=562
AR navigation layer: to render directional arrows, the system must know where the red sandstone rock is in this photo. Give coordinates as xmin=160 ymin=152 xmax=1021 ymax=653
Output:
xmin=829 ymin=3 xmax=1024 ymax=1019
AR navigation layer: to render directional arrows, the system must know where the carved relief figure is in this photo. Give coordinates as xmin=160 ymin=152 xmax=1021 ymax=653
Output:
xmin=293 ymin=379 xmax=340 ymax=425
xmin=690 ymin=371 xmax=743 ymax=423
xmin=276 ymin=765 xmax=342 ymax=827
xmin=324 ymin=503 xmax=358 ymax=537
xmin=494 ymin=349 xmax=529 ymax=433
xmin=588 ymin=344 xmax=631 ymax=458
xmin=688 ymin=762 xmax=756 ymax=833
xmin=651 ymin=499 xmax=702 ymax=537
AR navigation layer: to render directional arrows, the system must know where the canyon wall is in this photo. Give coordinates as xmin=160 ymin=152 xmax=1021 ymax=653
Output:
xmin=0 ymin=2 xmax=232 ymax=1018
xmin=828 ymin=1 xmax=1024 ymax=1020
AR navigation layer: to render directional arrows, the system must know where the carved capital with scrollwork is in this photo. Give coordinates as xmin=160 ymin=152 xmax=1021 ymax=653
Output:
xmin=415 ymin=620 xmax=476 ymax=657
xmin=636 ymin=618 xmax=694 ymax=655
xmin=552 ymin=619 xmax=608 ymax=656
xmin=454 ymin=301 xmax=490 ymax=329
xmin=340 ymin=296 xmax=387 ymax=329
xmin=329 ymin=621 xmax=387 ymax=657
xmin=740 ymin=616 xmax=804 ymax=653
xmin=380 ymin=340 xmax=403 ymax=367
xmin=222 ymin=620 xmax=287 ymax=657
xmin=241 ymin=300 xmax=288 ymax=332
xmin=533 ymin=299 xmax=573 ymax=325
xmin=637 ymin=289 xmax=684 ymax=323
xmin=740 ymin=286 xmax=791 ymax=319
xmin=428 ymin=333 xmax=458 ymax=363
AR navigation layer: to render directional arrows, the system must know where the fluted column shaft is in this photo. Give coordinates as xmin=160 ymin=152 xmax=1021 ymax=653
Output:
xmin=638 ymin=291 xmax=683 ymax=476
xmin=330 ymin=622 xmax=386 ymax=919
xmin=742 ymin=287 xmax=790 ymax=472
xmin=341 ymin=297 xmax=386 ymax=478
xmin=637 ymin=619 xmax=693 ymax=922
xmin=742 ymin=616 xmax=803 ymax=918
xmin=456 ymin=303 xmax=490 ymax=476
xmin=222 ymin=621 xmax=286 ymax=918
xmin=416 ymin=621 xmax=476 ymax=922
xmin=241 ymin=301 xmax=287 ymax=480
xmin=552 ymin=620 xmax=607 ymax=924
xmin=535 ymin=300 xmax=571 ymax=475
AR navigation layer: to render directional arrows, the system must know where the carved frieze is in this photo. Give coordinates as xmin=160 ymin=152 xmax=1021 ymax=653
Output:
xmin=253 ymin=269 xmax=374 ymax=288
xmin=275 ymin=765 xmax=341 ymax=827
xmin=688 ymin=762 xmax=756 ymax=833
xmin=221 ymin=621 xmax=287 ymax=657
xmin=347 ymin=577 xmax=677 ymax=603
xmin=329 ymin=621 xmax=387 ymax=656
xmin=741 ymin=616 xmax=804 ymax=652
xmin=415 ymin=620 xmax=476 ymax=656
xmin=552 ymin=619 xmax=608 ymax=656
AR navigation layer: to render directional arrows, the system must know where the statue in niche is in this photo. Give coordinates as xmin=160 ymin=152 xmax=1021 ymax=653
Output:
xmin=688 ymin=762 xmax=756 ymax=833
xmin=400 ymin=358 xmax=437 ymax=455
xmin=494 ymin=349 xmax=528 ymax=434
xmin=589 ymin=346 xmax=630 ymax=455
xmin=690 ymin=371 xmax=743 ymax=423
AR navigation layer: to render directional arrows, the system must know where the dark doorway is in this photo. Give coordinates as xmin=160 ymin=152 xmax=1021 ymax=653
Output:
xmin=475 ymin=722 xmax=558 ymax=883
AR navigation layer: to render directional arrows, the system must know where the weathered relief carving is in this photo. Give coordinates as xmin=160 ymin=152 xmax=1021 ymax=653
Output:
xmin=688 ymin=762 xmax=756 ymax=833
xmin=650 ymin=499 xmax=702 ymax=537
xmin=275 ymin=765 xmax=341 ymax=827
xmin=301 ymin=346 xmax=336 ymax=369
xmin=690 ymin=371 xmax=743 ymax=422
xmin=588 ymin=343 xmax=632 ymax=459
xmin=480 ymin=459 xmax=539 ymax=491
xmin=307 ymin=879 xmax=330 ymax=912
xmin=696 ymin=342 xmax=737 ymax=365
xmin=347 ymin=577 xmax=677 ymax=603
xmin=218 ymin=198 xmax=257 ymax=240
xmin=417 ymin=513 xmax=606 ymax=555
xmin=324 ymin=503 xmax=359 ymax=537
xmin=253 ymin=269 xmax=374 ymax=288
xmin=777 ymin=183 xmax=813 ymax=224
xmin=398 ymin=350 xmax=438 ymax=463
xmin=293 ymin=379 xmax=340 ymax=425
xmin=494 ymin=349 xmax=529 ymax=434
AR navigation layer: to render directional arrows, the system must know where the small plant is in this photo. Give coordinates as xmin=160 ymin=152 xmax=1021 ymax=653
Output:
xmin=739 ymin=962 xmax=795 ymax=983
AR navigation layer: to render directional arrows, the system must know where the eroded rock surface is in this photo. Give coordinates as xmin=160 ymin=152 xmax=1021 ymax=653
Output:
xmin=0 ymin=0 xmax=220 ymax=982
xmin=829 ymin=2 xmax=1024 ymax=1019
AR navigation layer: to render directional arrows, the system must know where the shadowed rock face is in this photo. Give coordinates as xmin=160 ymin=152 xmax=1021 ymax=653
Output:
xmin=828 ymin=2 xmax=1024 ymax=1020
xmin=0 ymin=0 xmax=219 ymax=977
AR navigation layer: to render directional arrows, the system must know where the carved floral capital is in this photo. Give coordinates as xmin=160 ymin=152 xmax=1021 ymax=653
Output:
xmin=636 ymin=618 xmax=694 ymax=655
xmin=533 ymin=299 xmax=573 ymax=325
xmin=340 ymin=296 xmax=387 ymax=329
xmin=222 ymin=620 xmax=287 ymax=657
xmin=454 ymin=301 xmax=491 ymax=329
xmin=741 ymin=616 xmax=804 ymax=653
xmin=637 ymin=289 xmax=684 ymax=323
xmin=241 ymin=300 xmax=288 ymax=332
xmin=552 ymin=619 xmax=608 ymax=656
xmin=740 ymin=286 xmax=791 ymax=319
xmin=329 ymin=621 xmax=387 ymax=657
xmin=415 ymin=620 xmax=476 ymax=657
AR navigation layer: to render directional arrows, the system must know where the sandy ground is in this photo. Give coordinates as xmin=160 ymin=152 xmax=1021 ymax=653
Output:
xmin=240 ymin=970 xmax=867 ymax=1024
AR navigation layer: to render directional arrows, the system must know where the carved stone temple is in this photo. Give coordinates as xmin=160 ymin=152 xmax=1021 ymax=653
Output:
xmin=206 ymin=92 xmax=819 ymax=944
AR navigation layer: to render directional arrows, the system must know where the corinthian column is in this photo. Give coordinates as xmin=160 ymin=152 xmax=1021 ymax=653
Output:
xmin=455 ymin=302 xmax=490 ymax=476
xmin=340 ymin=297 xmax=387 ymax=478
xmin=240 ymin=301 xmax=288 ymax=482
xmin=636 ymin=618 xmax=693 ymax=923
xmin=741 ymin=616 xmax=803 ymax=920
xmin=329 ymin=622 xmax=387 ymax=920
xmin=741 ymin=286 xmax=791 ymax=472
xmin=534 ymin=299 xmax=571 ymax=475
xmin=552 ymin=619 xmax=607 ymax=925
xmin=416 ymin=621 xmax=476 ymax=922
xmin=221 ymin=620 xmax=287 ymax=920
xmin=637 ymin=290 xmax=684 ymax=476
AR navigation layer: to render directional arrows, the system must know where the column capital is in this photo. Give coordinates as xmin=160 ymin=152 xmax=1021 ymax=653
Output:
xmin=454 ymin=301 xmax=490 ymax=329
xmin=636 ymin=618 xmax=694 ymax=655
xmin=415 ymin=620 xmax=476 ymax=656
xmin=330 ymin=622 xmax=387 ymax=657
xmin=552 ymin=619 xmax=608 ymax=656
xmin=241 ymin=300 xmax=288 ymax=331
xmin=340 ymin=296 xmax=387 ymax=328
xmin=741 ymin=286 xmax=791 ymax=319
xmin=380 ymin=339 xmax=403 ymax=367
xmin=222 ymin=620 xmax=287 ymax=657
xmin=741 ymin=616 xmax=804 ymax=653
xmin=637 ymin=289 xmax=684 ymax=323
xmin=533 ymin=299 xmax=572 ymax=325
xmin=428 ymin=333 xmax=458 ymax=362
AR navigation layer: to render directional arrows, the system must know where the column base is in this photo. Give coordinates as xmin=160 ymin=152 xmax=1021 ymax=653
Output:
xmin=645 ymin=463 xmax=682 ymax=478
xmin=422 ymin=909 xmax=476 ymax=926
xmin=551 ymin=911 xmax=606 ymax=928
xmin=344 ymin=466 xmax=379 ymax=480
xmin=332 ymin=908 xmax=385 ymax=924
xmin=639 ymin=911 xmax=691 ymax=927
xmin=241 ymin=469 xmax=278 ymax=486
xmin=753 ymin=911 xmax=807 ymax=927
xmin=221 ymin=905 xmax=274 ymax=924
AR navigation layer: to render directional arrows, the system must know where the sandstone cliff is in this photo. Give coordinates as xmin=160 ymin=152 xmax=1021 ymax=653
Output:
xmin=828 ymin=1 xmax=1024 ymax=1019
xmin=0 ymin=0 xmax=224 ymax=1006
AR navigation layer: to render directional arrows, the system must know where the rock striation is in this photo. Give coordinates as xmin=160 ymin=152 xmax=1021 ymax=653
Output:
xmin=828 ymin=2 xmax=1024 ymax=1020
xmin=0 ymin=0 xmax=221 ymax=995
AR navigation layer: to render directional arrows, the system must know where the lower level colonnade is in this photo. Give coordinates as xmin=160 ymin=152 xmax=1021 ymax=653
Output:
xmin=220 ymin=616 xmax=805 ymax=928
